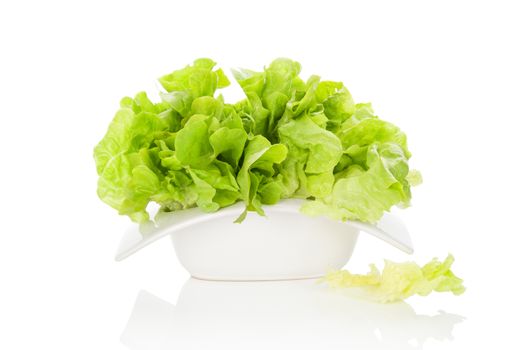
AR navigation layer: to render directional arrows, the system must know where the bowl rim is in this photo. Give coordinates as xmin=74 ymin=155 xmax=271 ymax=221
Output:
xmin=115 ymin=199 xmax=414 ymax=261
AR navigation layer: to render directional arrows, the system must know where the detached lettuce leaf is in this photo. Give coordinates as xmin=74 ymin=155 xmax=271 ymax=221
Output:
xmin=322 ymin=254 xmax=465 ymax=303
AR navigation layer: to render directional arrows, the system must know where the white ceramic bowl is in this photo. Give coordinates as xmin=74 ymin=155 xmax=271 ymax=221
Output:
xmin=116 ymin=199 xmax=413 ymax=281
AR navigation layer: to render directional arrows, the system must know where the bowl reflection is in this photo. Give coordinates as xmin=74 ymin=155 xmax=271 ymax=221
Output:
xmin=121 ymin=278 xmax=464 ymax=349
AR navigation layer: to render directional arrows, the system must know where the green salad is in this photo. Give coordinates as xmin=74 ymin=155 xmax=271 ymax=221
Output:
xmin=94 ymin=58 xmax=420 ymax=223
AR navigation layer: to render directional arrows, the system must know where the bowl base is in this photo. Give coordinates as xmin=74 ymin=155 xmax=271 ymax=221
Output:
xmin=190 ymin=274 xmax=324 ymax=282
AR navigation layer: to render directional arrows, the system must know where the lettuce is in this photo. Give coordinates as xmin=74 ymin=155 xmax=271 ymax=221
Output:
xmin=322 ymin=255 xmax=465 ymax=303
xmin=94 ymin=58 xmax=420 ymax=223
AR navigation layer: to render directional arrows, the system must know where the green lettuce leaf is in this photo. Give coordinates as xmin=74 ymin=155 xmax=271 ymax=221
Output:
xmin=94 ymin=93 xmax=168 ymax=222
xmin=278 ymin=116 xmax=342 ymax=198
xmin=160 ymin=58 xmax=229 ymax=119
xmin=322 ymin=254 xmax=465 ymax=303
xmin=302 ymin=142 xmax=411 ymax=222
xmin=94 ymin=58 xmax=420 ymax=224
xmin=279 ymin=116 xmax=342 ymax=173
xmin=236 ymin=135 xmax=288 ymax=221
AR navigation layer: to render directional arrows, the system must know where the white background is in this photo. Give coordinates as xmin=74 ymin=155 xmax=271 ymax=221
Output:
xmin=1 ymin=0 xmax=524 ymax=349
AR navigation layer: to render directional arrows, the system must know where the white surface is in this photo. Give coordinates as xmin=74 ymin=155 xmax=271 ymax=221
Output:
xmin=116 ymin=199 xmax=412 ymax=280
xmin=122 ymin=279 xmax=465 ymax=349
xmin=1 ymin=1 xmax=524 ymax=349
